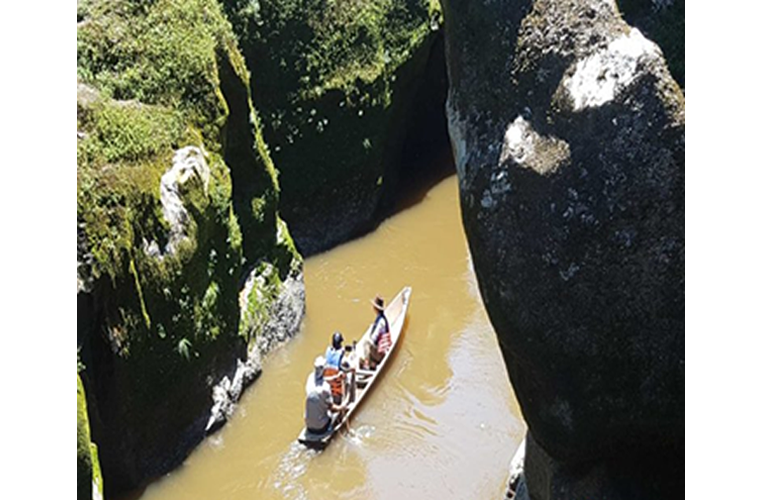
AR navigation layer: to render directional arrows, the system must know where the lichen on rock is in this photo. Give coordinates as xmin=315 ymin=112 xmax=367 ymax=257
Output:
xmin=560 ymin=28 xmax=663 ymax=111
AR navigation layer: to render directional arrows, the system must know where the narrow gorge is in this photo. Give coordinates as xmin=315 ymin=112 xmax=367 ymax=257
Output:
xmin=76 ymin=1 xmax=684 ymax=499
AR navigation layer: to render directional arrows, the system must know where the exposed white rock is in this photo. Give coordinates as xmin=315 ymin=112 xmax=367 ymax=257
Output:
xmin=92 ymin=479 xmax=103 ymax=500
xmin=154 ymin=146 xmax=211 ymax=256
xmin=564 ymin=28 xmax=661 ymax=111
xmin=499 ymin=116 xmax=570 ymax=175
xmin=205 ymin=354 xmax=261 ymax=434
xmin=207 ymin=268 xmax=305 ymax=435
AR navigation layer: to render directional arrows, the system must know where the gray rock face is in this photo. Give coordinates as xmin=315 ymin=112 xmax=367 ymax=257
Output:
xmin=207 ymin=268 xmax=307 ymax=434
xmin=160 ymin=148 xmax=210 ymax=242
xmin=149 ymin=146 xmax=212 ymax=258
xmin=442 ymin=0 xmax=683 ymax=496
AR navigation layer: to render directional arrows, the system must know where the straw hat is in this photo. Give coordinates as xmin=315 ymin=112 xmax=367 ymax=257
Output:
xmin=371 ymin=294 xmax=385 ymax=312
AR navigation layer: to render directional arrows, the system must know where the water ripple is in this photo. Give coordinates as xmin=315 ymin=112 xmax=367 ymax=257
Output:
xmin=268 ymin=442 xmax=318 ymax=500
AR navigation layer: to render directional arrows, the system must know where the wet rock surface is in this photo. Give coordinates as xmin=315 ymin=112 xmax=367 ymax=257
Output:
xmin=442 ymin=0 xmax=684 ymax=497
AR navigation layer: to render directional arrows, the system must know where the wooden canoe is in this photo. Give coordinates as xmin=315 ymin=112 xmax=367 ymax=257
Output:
xmin=298 ymin=286 xmax=412 ymax=449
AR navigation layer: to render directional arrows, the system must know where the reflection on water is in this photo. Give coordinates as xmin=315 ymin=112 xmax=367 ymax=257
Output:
xmin=134 ymin=175 xmax=525 ymax=500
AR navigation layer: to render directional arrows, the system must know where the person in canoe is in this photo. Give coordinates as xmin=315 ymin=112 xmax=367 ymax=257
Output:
xmin=362 ymin=294 xmax=391 ymax=369
xmin=305 ymin=356 xmax=347 ymax=435
xmin=324 ymin=332 xmax=347 ymax=404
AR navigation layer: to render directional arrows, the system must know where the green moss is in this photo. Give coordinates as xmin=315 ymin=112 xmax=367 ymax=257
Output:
xmin=77 ymin=0 xmax=242 ymax=151
xmin=251 ymin=197 xmax=268 ymax=224
xmin=224 ymin=0 xmax=443 ymax=247
xmin=78 ymin=100 xmax=187 ymax=165
xmin=129 ymin=257 xmax=151 ymax=329
xmin=90 ymin=441 xmax=103 ymax=496
xmin=274 ymin=216 xmax=302 ymax=278
xmin=77 ymin=1 xmax=304 ymax=489
xmin=77 ymin=90 xmax=190 ymax=282
xmin=76 ymin=0 xmax=300 ymax=377
xmin=240 ymin=262 xmax=283 ymax=345
xmin=227 ymin=0 xmax=440 ymax=104
xmin=78 ymin=374 xmax=102 ymax=500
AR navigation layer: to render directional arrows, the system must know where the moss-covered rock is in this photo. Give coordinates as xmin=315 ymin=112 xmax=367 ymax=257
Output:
xmin=78 ymin=374 xmax=103 ymax=500
xmin=77 ymin=0 xmax=303 ymax=494
xmin=224 ymin=0 xmax=444 ymax=254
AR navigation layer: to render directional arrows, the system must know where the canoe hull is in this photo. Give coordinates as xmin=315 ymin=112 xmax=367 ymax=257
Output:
xmin=298 ymin=286 xmax=412 ymax=449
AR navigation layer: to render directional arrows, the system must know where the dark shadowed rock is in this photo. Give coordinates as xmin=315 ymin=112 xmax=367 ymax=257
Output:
xmin=513 ymin=433 xmax=683 ymax=500
xmin=441 ymin=0 xmax=683 ymax=497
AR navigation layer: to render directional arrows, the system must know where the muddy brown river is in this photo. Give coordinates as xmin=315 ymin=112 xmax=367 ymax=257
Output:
xmin=135 ymin=175 xmax=525 ymax=499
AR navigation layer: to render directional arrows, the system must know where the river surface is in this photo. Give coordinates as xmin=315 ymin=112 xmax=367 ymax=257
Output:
xmin=136 ymin=175 xmax=525 ymax=500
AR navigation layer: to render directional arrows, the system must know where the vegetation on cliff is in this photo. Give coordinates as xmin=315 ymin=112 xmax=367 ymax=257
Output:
xmin=77 ymin=0 xmax=301 ymax=493
xmin=224 ymin=0 xmax=444 ymax=253
xmin=77 ymin=374 xmax=102 ymax=500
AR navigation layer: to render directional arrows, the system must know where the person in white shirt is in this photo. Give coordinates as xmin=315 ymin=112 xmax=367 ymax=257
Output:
xmin=305 ymin=356 xmax=346 ymax=434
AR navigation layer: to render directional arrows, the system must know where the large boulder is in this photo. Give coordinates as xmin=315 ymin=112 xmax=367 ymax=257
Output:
xmin=77 ymin=0 xmax=303 ymax=494
xmin=223 ymin=0 xmax=447 ymax=254
xmin=441 ymin=0 xmax=684 ymax=497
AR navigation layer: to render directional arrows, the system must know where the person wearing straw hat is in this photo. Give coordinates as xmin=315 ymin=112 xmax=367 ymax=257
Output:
xmin=362 ymin=294 xmax=391 ymax=369
xmin=305 ymin=355 xmax=346 ymax=435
